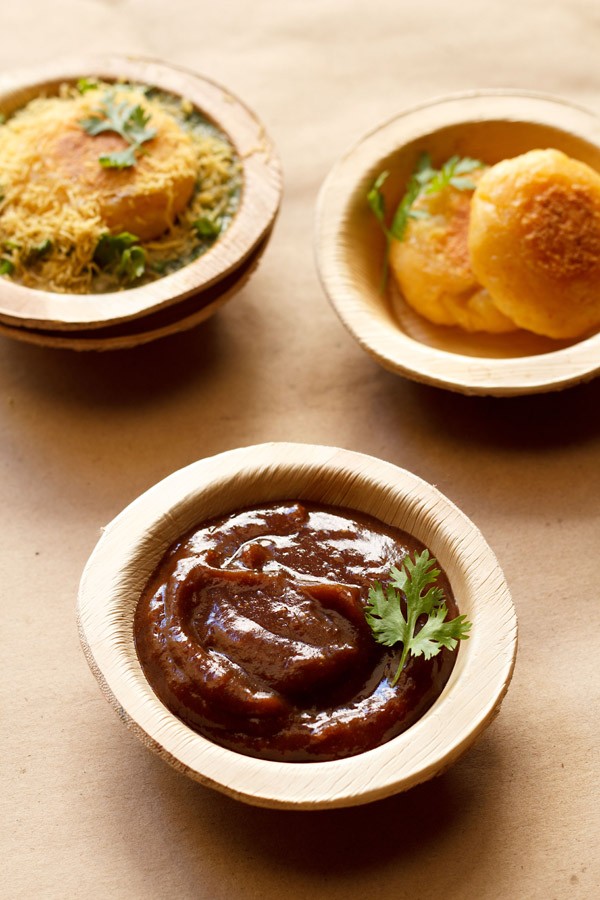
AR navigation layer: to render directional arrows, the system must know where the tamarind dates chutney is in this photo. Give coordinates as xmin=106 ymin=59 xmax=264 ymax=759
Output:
xmin=134 ymin=502 xmax=459 ymax=762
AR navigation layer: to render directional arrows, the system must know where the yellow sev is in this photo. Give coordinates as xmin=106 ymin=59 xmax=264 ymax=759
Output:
xmin=0 ymin=82 xmax=241 ymax=294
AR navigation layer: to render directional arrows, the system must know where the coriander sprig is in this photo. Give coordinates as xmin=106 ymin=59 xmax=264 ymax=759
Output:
xmin=365 ymin=550 xmax=472 ymax=685
xmin=367 ymin=153 xmax=483 ymax=288
xmin=79 ymin=93 xmax=157 ymax=169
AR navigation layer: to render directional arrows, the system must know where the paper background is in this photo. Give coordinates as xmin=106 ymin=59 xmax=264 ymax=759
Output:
xmin=1 ymin=2 xmax=599 ymax=897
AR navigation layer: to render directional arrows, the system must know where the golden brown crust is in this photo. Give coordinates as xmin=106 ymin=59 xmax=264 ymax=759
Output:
xmin=390 ymin=170 xmax=517 ymax=333
xmin=45 ymin=111 xmax=196 ymax=241
xmin=469 ymin=149 xmax=600 ymax=339
xmin=520 ymin=182 xmax=600 ymax=280
xmin=444 ymin=202 xmax=471 ymax=272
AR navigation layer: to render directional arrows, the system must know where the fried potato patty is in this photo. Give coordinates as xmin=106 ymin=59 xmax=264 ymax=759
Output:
xmin=469 ymin=149 xmax=600 ymax=339
xmin=389 ymin=173 xmax=517 ymax=333
xmin=45 ymin=100 xmax=197 ymax=241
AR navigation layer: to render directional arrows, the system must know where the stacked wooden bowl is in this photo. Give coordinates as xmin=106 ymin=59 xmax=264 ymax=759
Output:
xmin=0 ymin=56 xmax=282 ymax=351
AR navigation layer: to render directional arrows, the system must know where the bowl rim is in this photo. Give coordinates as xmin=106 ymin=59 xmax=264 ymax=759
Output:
xmin=0 ymin=54 xmax=282 ymax=330
xmin=315 ymin=89 xmax=600 ymax=397
xmin=0 ymin=224 xmax=272 ymax=351
xmin=77 ymin=442 xmax=517 ymax=809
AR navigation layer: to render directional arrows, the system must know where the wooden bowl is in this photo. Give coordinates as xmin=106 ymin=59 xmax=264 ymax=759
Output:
xmin=0 ymin=227 xmax=271 ymax=351
xmin=77 ymin=443 xmax=517 ymax=809
xmin=0 ymin=55 xmax=282 ymax=336
xmin=315 ymin=91 xmax=600 ymax=396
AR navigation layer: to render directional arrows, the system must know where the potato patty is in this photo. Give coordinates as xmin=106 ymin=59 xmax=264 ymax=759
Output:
xmin=390 ymin=171 xmax=517 ymax=333
xmin=469 ymin=149 xmax=600 ymax=339
xmin=45 ymin=95 xmax=197 ymax=241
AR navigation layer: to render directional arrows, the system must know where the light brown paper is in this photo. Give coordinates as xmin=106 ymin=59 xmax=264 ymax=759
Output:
xmin=1 ymin=1 xmax=599 ymax=897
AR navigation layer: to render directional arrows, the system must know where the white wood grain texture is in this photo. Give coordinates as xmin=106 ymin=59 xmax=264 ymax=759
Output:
xmin=315 ymin=91 xmax=600 ymax=396
xmin=77 ymin=443 xmax=517 ymax=809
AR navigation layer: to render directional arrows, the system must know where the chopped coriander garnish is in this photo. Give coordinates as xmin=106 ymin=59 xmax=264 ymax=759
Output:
xmin=23 ymin=239 xmax=53 ymax=266
xmin=93 ymin=232 xmax=146 ymax=283
xmin=365 ymin=549 xmax=472 ymax=685
xmin=193 ymin=216 xmax=222 ymax=239
xmin=93 ymin=231 xmax=139 ymax=267
xmin=368 ymin=153 xmax=483 ymax=288
xmin=76 ymin=77 xmax=99 ymax=94
xmin=80 ymin=93 xmax=156 ymax=168
xmin=99 ymin=146 xmax=137 ymax=169
xmin=0 ymin=239 xmax=19 ymax=275
xmin=425 ymin=155 xmax=482 ymax=193
xmin=116 ymin=245 xmax=146 ymax=281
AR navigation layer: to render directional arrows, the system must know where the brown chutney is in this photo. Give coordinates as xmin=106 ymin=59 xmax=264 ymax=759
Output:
xmin=134 ymin=501 xmax=460 ymax=762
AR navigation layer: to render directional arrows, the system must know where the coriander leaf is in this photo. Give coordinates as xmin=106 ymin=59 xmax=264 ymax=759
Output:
xmin=193 ymin=216 xmax=222 ymax=239
xmin=410 ymin=606 xmax=472 ymax=659
xmin=116 ymin=245 xmax=146 ymax=282
xmin=389 ymin=551 xmax=444 ymax=617
xmin=77 ymin=77 xmax=99 ymax=94
xmin=365 ymin=549 xmax=472 ymax=685
xmin=407 ymin=208 xmax=430 ymax=221
xmin=367 ymin=152 xmax=485 ymax=290
xmin=79 ymin=115 xmax=113 ymax=137
xmin=93 ymin=232 xmax=140 ymax=266
xmin=0 ymin=258 xmax=14 ymax=275
xmin=99 ymin=147 xmax=137 ymax=169
xmin=449 ymin=176 xmax=477 ymax=191
xmin=364 ymin=581 xmax=408 ymax=647
xmin=423 ymin=155 xmax=459 ymax=195
xmin=367 ymin=170 xmax=391 ymax=234
xmin=413 ymin=152 xmax=436 ymax=186
xmin=453 ymin=156 xmax=484 ymax=176
xmin=80 ymin=92 xmax=156 ymax=168
xmin=124 ymin=105 xmax=156 ymax=145
xmin=103 ymin=97 xmax=132 ymax=133
xmin=389 ymin=154 xmax=432 ymax=241
xmin=23 ymin=239 xmax=53 ymax=266
xmin=424 ymin=155 xmax=483 ymax=196
xmin=93 ymin=232 xmax=145 ymax=282
xmin=366 ymin=170 xmax=394 ymax=290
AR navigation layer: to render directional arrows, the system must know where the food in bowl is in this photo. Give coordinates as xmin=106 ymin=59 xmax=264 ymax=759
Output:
xmin=469 ymin=149 xmax=600 ymax=339
xmin=78 ymin=443 xmax=516 ymax=805
xmin=385 ymin=158 xmax=516 ymax=334
xmin=134 ymin=500 xmax=471 ymax=763
xmin=0 ymin=78 xmax=241 ymax=293
xmin=369 ymin=148 xmax=600 ymax=339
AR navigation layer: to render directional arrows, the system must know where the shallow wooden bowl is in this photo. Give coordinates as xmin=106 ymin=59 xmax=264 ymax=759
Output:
xmin=0 ymin=227 xmax=271 ymax=351
xmin=315 ymin=91 xmax=600 ymax=396
xmin=77 ymin=443 xmax=517 ymax=809
xmin=0 ymin=55 xmax=282 ymax=335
